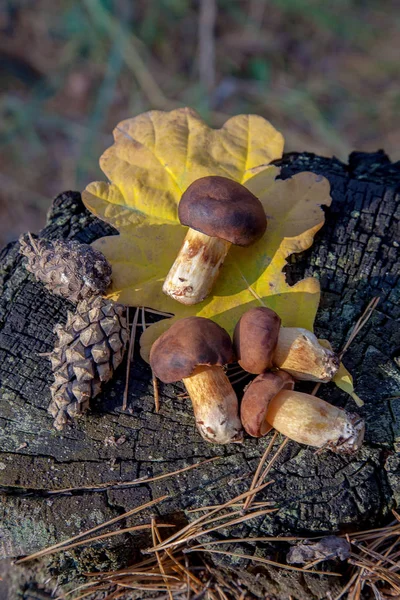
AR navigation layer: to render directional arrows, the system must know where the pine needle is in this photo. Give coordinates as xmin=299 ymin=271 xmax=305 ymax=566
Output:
xmin=47 ymin=456 xmax=220 ymax=494
xmin=122 ymin=306 xmax=140 ymax=411
xmin=228 ymin=372 xmax=252 ymax=386
xmin=187 ymin=501 xmax=273 ymax=513
xmin=153 ymin=372 xmax=160 ymax=413
xmin=335 ymin=511 xmax=400 ymax=599
xmin=48 ymin=480 xmax=343 ymax=599
xmin=144 ymin=307 xmax=174 ymax=318
xmin=242 ymin=431 xmax=278 ymax=511
xmin=173 ymin=507 xmax=277 ymax=549
xmin=15 ymin=495 xmax=168 ymax=564
xmin=188 ymin=535 xmax=317 ymax=546
xmin=243 ymin=435 xmax=289 ymax=512
xmin=151 ymin=518 xmax=174 ymax=600
xmin=187 ymin=548 xmax=342 ymax=577
xmin=338 ymin=296 xmax=380 ymax=359
xmin=28 ymin=231 xmax=40 ymax=253
xmin=42 ymin=523 xmax=174 ymax=556
xmin=147 ymin=480 xmax=274 ymax=553
xmin=259 ymin=437 xmax=289 ymax=482
xmin=333 ymin=572 xmax=359 ymax=600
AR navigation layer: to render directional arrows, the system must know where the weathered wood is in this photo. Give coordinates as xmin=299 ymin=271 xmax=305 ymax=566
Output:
xmin=0 ymin=151 xmax=399 ymax=599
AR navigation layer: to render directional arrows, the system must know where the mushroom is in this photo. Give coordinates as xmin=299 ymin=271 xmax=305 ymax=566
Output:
xmin=233 ymin=307 xmax=339 ymax=382
xmin=241 ymin=374 xmax=365 ymax=454
xmin=162 ymin=176 xmax=267 ymax=305
xmin=149 ymin=317 xmax=243 ymax=444
xmin=241 ymin=370 xmax=295 ymax=437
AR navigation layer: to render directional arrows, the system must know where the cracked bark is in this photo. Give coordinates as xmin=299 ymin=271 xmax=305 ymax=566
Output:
xmin=0 ymin=151 xmax=399 ymax=599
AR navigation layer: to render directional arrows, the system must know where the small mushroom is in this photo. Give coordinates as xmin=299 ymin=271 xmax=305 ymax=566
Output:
xmin=241 ymin=370 xmax=294 ymax=437
xmin=149 ymin=317 xmax=243 ymax=444
xmin=241 ymin=374 xmax=364 ymax=454
xmin=163 ymin=176 xmax=267 ymax=305
xmin=233 ymin=307 xmax=339 ymax=382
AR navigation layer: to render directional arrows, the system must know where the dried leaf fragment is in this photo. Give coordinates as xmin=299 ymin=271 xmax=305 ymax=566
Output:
xmin=286 ymin=536 xmax=351 ymax=564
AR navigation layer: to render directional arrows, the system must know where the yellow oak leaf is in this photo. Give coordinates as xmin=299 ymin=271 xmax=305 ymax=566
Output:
xmin=83 ymin=107 xmax=284 ymax=230
xmin=319 ymin=340 xmax=363 ymax=406
xmin=333 ymin=363 xmax=364 ymax=407
xmin=82 ymin=108 xmax=332 ymax=363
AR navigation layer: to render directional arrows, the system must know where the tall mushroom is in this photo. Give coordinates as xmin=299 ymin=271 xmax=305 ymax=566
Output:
xmin=163 ymin=176 xmax=267 ymax=305
xmin=241 ymin=373 xmax=365 ymax=454
xmin=233 ymin=306 xmax=339 ymax=382
xmin=150 ymin=317 xmax=243 ymax=444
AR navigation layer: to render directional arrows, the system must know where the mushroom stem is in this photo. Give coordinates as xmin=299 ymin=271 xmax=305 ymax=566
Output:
xmin=182 ymin=365 xmax=243 ymax=444
xmin=266 ymin=390 xmax=364 ymax=454
xmin=273 ymin=327 xmax=340 ymax=382
xmin=162 ymin=229 xmax=231 ymax=305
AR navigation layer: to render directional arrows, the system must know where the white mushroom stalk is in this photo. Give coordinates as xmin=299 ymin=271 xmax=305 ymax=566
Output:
xmin=182 ymin=365 xmax=243 ymax=444
xmin=162 ymin=230 xmax=231 ymax=305
xmin=266 ymin=390 xmax=364 ymax=454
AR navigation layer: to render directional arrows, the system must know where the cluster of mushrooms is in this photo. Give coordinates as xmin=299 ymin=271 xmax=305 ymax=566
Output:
xmin=149 ymin=175 xmax=364 ymax=454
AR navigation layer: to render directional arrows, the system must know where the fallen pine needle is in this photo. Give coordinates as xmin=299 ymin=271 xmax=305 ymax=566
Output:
xmin=34 ymin=523 xmax=174 ymax=557
xmin=244 ymin=435 xmax=289 ymax=512
xmin=152 ymin=372 xmax=160 ymax=413
xmin=258 ymin=437 xmax=289 ymax=483
xmin=144 ymin=307 xmax=174 ymax=318
xmin=47 ymin=456 xmax=220 ymax=494
xmin=228 ymin=372 xmax=252 ymax=386
xmin=151 ymin=518 xmax=173 ymax=600
xmin=185 ymin=548 xmax=342 ymax=577
xmin=339 ymin=296 xmax=380 ymax=360
xmin=147 ymin=480 xmax=274 ymax=553
xmin=122 ymin=306 xmax=140 ymax=411
xmin=242 ymin=431 xmax=278 ymax=511
xmin=187 ymin=501 xmax=273 ymax=513
xmin=15 ymin=495 xmax=168 ymax=564
xmin=183 ymin=535 xmax=318 ymax=546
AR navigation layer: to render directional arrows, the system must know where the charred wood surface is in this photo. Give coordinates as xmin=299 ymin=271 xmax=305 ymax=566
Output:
xmin=0 ymin=151 xmax=399 ymax=599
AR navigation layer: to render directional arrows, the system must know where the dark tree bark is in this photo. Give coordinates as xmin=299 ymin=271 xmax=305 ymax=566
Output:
xmin=0 ymin=151 xmax=399 ymax=599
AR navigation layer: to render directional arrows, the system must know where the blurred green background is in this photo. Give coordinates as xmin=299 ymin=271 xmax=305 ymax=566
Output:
xmin=1 ymin=0 xmax=399 ymax=246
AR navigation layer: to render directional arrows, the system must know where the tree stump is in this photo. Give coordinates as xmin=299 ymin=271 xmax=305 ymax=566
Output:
xmin=0 ymin=151 xmax=399 ymax=599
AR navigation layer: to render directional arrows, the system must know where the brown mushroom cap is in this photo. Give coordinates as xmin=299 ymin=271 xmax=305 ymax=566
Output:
xmin=241 ymin=370 xmax=294 ymax=437
xmin=178 ymin=176 xmax=267 ymax=246
xmin=150 ymin=317 xmax=234 ymax=383
xmin=233 ymin=307 xmax=281 ymax=374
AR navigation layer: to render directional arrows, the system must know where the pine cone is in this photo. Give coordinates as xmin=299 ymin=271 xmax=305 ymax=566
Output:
xmin=47 ymin=296 xmax=129 ymax=430
xmin=19 ymin=234 xmax=112 ymax=303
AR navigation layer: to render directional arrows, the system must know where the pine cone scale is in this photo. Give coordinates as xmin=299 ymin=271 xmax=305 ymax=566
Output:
xmin=80 ymin=323 xmax=104 ymax=346
xmin=91 ymin=341 xmax=110 ymax=363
